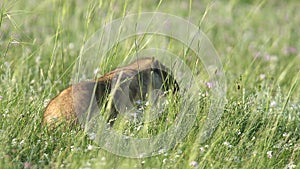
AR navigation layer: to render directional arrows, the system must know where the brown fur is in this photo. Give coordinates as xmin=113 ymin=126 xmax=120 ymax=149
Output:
xmin=43 ymin=57 xmax=179 ymax=127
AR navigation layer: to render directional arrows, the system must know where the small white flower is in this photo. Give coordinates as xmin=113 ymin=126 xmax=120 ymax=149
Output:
xmin=223 ymin=142 xmax=229 ymax=146
xmin=43 ymin=153 xmax=48 ymax=158
xmin=270 ymin=101 xmax=277 ymax=107
xmin=158 ymin=148 xmax=165 ymax=154
xmin=253 ymin=150 xmax=258 ymax=156
xmin=267 ymin=151 xmax=273 ymax=158
xmin=68 ymin=43 xmax=74 ymax=49
xmin=162 ymin=158 xmax=167 ymax=164
xmin=199 ymin=147 xmax=205 ymax=153
xmin=223 ymin=141 xmax=232 ymax=148
xmin=190 ymin=161 xmax=199 ymax=167
xmin=12 ymin=138 xmax=17 ymax=146
xmin=70 ymin=146 xmax=75 ymax=151
xmin=87 ymin=144 xmax=93 ymax=150
xmin=259 ymin=74 xmax=266 ymax=80
xmin=94 ymin=68 xmax=100 ymax=75
xmin=88 ymin=132 xmax=96 ymax=140
xmin=0 ymin=96 xmax=3 ymax=101
xmin=20 ymin=140 xmax=25 ymax=146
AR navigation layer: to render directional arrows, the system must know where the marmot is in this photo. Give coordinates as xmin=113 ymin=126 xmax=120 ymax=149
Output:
xmin=43 ymin=57 xmax=179 ymax=128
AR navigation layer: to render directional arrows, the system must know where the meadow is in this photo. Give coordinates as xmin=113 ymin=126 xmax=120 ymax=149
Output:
xmin=0 ymin=0 xmax=299 ymax=168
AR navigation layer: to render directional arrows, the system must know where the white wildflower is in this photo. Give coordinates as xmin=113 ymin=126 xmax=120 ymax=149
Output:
xmin=267 ymin=151 xmax=273 ymax=158
xmin=87 ymin=144 xmax=93 ymax=150
xmin=270 ymin=101 xmax=277 ymax=107
xmin=190 ymin=161 xmax=199 ymax=167
xmin=88 ymin=132 xmax=96 ymax=140
xmin=223 ymin=141 xmax=232 ymax=148
xmin=162 ymin=158 xmax=167 ymax=164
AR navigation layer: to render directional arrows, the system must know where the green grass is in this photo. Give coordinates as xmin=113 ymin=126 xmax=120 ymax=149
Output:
xmin=1 ymin=0 xmax=300 ymax=168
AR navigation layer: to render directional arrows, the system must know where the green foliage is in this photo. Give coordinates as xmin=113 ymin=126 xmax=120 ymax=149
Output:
xmin=0 ymin=0 xmax=299 ymax=168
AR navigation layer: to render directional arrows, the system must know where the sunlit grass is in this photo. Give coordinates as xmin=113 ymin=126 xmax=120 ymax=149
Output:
xmin=0 ymin=0 xmax=299 ymax=168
